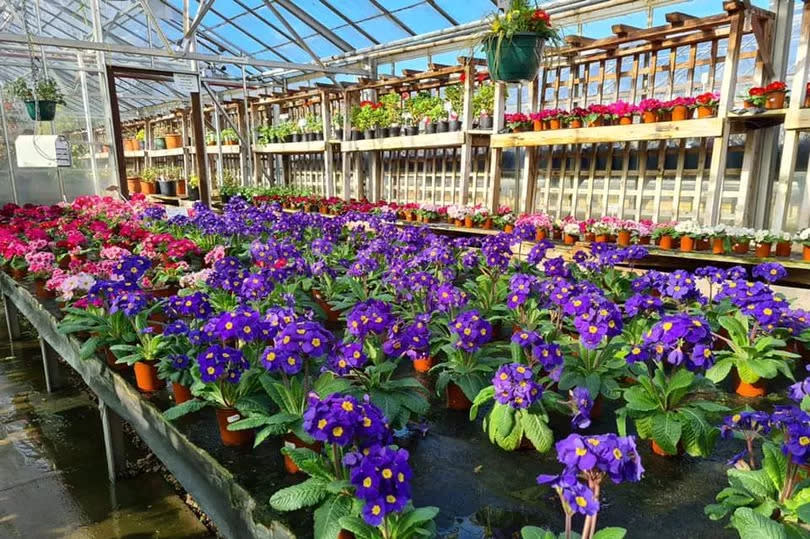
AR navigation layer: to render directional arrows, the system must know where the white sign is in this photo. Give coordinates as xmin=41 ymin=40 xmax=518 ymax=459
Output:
xmin=173 ymin=73 xmax=199 ymax=94
xmin=55 ymin=136 xmax=72 ymax=167
xmin=15 ymin=135 xmax=71 ymax=168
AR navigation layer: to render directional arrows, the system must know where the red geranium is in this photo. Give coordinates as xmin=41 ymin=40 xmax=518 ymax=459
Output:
xmin=531 ymin=9 xmax=550 ymax=23
xmin=765 ymin=81 xmax=787 ymax=93
xmin=749 ymin=87 xmax=765 ymax=97
xmin=459 ymin=72 xmax=466 ymax=83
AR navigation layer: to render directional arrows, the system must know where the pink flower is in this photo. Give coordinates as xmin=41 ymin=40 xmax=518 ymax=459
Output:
xmin=204 ymin=245 xmax=226 ymax=266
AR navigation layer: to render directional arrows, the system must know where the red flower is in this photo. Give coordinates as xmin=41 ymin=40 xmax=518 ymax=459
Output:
xmin=459 ymin=72 xmax=466 ymax=83
xmin=749 ymin=87 xmax=765 ymax=97
xmin=359 ymin=100 xmax=374 ymax=107
xmin=401 ymin=91 xmax=410 ymax=99
xmin=476 ymin=72 xmax=489 ymax=82
xmin=765 ymin=81 xmax=787 ymax=93
xmin=531 ymin=9 xmax=550 ymax=23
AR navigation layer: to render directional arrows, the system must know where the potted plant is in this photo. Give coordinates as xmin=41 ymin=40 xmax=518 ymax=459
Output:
xmin=667 ymin=96 xmax=695 ymax=121
xmin=332 ymin=113 xmax=344 ymax=140
xmin=505 ymin=112 xmax=531 ymax=132
xmin=763 ymin=80 xmax=788 ymax=109
xmin=636 ymin=98 xmax=663 ymax=123
xmin=176 ymin=172 xmax=187 ymax=197
xmin=607 ymin=101 xmax=635 ymax=125
xmin=7 ymin=76 xmax=65 ymax=121
xmin=529 ymin=111 xmax=545 ymax=131
xmin=694 ymin=92 xmax=720 ymax=118
xmin=584 ymin=104 xmax=610 ymax=127
xmin=153 ymin=125 xmax=167 ymax=150
xmin=563 ymin=222 xmax=581 ymax=245
xmin=187 ymin=174 xmax=200 ymax=201
xmin=157 ymin=167 xmax=177 ymax=196
xmin=205 ymin=129 xmax=217 ymax=146
xmin=140 ymin=167 xmax=157 ymax=194
xmin=616 ymin=221 xmax=633 ymax=246
xmin=135 ymin=128 xmax=146 ymax=150
xmin=220 ymin=127 xmax=239 ymax=145
xmin=444 ymin=83 xmax=463 ymax=126
xmin=741 ymin=86 xmax=766 ymax=108
xmin=566 ymin=107 xmax=587 ymax=128
xmin=546 ymin=109 xmax=567 ymax=130
xmin=753 ymin=229 xmax=777 ymax=258
xmin=164 ymin=128 xmax=183 ymax=149
xmin=110 ymin=305 xmax=168 ymax=393
xmin=494 ymin=206 xmax=516 ymax=232
xmin=380 ymin=93 xmax=402 ymax=136
xmin=796 ymin=227 xmax=810 ymax=262
xmin=774 ymin=231 xmax=792 ymax=257
xmin=482 ymin=0 xmax=559 ymax=82
xmin=674 ymin=221 xmax=705 ymax=252
xmin=474 ymin=82 xmax=495 ymax=129
xmin=728 ymin=226 xmax=754 ymax=254
xmin=126 ymin=172 xmax=141 ymax=194
xmin=652 ymin=224 xmax=677 ymax=250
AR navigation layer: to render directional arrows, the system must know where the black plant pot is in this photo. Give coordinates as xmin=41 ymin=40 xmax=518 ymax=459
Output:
xmin=188 ymin=186 xmax=200 ymax=201
xmin=425 ymin=123 xmax=437 ymax=134
xmin=350 ymin=129 xmax=363 ymax=141
xmin=283 ymin=134 xmax=293 ymax=143
xmin=376 ymin=127 xmax=389 ymax=138
xmin=389 ymin=126 xmax=401 ymax=137
xmin=315 ymin=132 xmax=324 ymax=141
xmin=335 ymin=128 xmax=344 ymax=140
xmin=157 ymin=181 xmax=176 ymax=196
xmin=364 ymin=129 xmax=375 ymax=140
xmin=292 ymin=133 xmax=302 ymax=142
xmin=449 ymin=120 xmax=462 ymax=132
xmin=437 ymin=120 xmax=449 ymax=133
xmin=479 ymin=115 xmax=494 ymax=130
xmin=304 ymin=132 xmax=314 ymax=142
xmin=405 ymin=126 xmax=419 ymax=136
xmin=222 ymin=194 xmax=231 ymax=204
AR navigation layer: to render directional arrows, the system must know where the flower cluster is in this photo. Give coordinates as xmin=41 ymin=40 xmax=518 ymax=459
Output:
xmin=450 ymin=309 xmax=493 ymax=352
xmin=492 ymin=363 xmax=542 ymax=409
xmin=302 ymin=393 xmax=390 ymax=448
xmin=348 ymin=445 xmax=412 ymax=526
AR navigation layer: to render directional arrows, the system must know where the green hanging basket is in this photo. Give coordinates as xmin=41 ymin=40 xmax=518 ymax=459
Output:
xmin=24 ymin=100 xmax=57 ymax=121
xmin=484 ymin=32 xmax=545 ymax=83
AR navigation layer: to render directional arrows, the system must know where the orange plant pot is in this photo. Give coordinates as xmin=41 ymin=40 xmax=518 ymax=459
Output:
xmin=454 ymin=219 xmax=463 ymax=227
xmin=548 ymin=118 xmax=562 ymax=130
xmin=696 ymin=105 xmax=716 ymax=118
xmin=164 ymin=133 xmax=183 ymax=149
xmin=569 ymin=118 xmax=583 ymax=129
xmin=754 ymin=243 xmax=772 ymax=258
xmin=215 ymin=408 xmax=254 ymax=447
xmin=532 ymin=119 xmax=543 ymax=131
xmin=617 ymin=229 xmax=632 ymax=246
xmin=595 ymin=234 xmax=608 ymax=243
xmin=338 ymin=531 xmax=356 ymax=539
xmin=641 ymin=111 xmax=657 ymax=124
xmin=804 ymin=245 xmax=810 ymax=262
xmin=176 ymin=179 xmax=186 ymax=196
xmin=765 ymin=91 xmax=786 ymax=110
xmin=464 ymin=215 xmax=474 ymax=228
xmin=587 ymin=117 xmax=604 ymax=127
xmin=618 ymin=116 xmax=633 ymax=125
xmin=133 ymin=361 xmax=164 ymax=393
xmin=671 ymin=105 xmax=691 ymax=121
xmin=680 ymin=236 xmax=695 ymax=252
xmin=141 ymin=182 xmax=157 ymax=195
xmin=564 ymin=234 xmax=577 ymax=245
xmin=504 ymin=224 xmax=514 ymax=233
xmin=712 ymin=237 xmax=726 ymax=254
xmin=732 ymin=240 xmax=750 ymax=255
xmin=651 ymin=440 xmax=681 ymax=457
xmin=535 ymin=228 xmax=547 ymax=241
xmin=584 ymin=233 xmax=596 ymax=242
xmin=482 ymin=218 xmax=493 ymax=230
xmin=172 ymin=382 xmax=193 ymax=404
xmin=775 ymin=241 xmax=792 ymax=257
xmin=659 ymin=235 xmax=674 ymax=250
xmin=446 ymin=382 xmax=472 ymax=411
xmin=413 ymin=356 xmax=435 ymax=373
xmin=734 ymin=372 xmax=767 ymax=398
xmin=283 ymin=433 xmax=322 ymax=473
xmin=126 ymin=178 xmax=141 ymax=193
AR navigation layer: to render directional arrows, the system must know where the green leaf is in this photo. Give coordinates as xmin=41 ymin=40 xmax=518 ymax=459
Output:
xmin=269 ymin=477 xmax=329 ymax=511
xmin=395 ymin=506 xmax=440 ymax=538
xmin=705 ymin=358 xmax=734 ymax=384
xmin=163 ymin=399 xmax=208 ymax=421
xmin=705 ymin=503 xmax=732 ymax=520
xmin=470 ymin=386 xmax=495 ymax=420
xmin=665 ymin=368 xmax=695 ymax=398
xmin=762 ymin=442 xmax=787 ymax=492
xmin=728 ymin=469 xmax=777 ymax=499
xmin=592 ymin=528 xmax=627 ymax=539
xmin=785 ymin=488 xmax=810 ymax=512
xmin=521 ymin=412 xmax=554 ymax=453
xmin=338 ymin=515 xmax=375 ymax=539
xmin=796 ymin=504 xmax=810 ymax=523
xmin=651 ymin=412 xmax=682 ymax=455
xmin=729 ymin=507 xmax=786 ymax=539
xmin=314 ymin=494 xmax=353 ymax=539
xmin=521 ymin=526 xmax=556 ymax=539
xmin=623 ymin=386 xmax=659 ymax=412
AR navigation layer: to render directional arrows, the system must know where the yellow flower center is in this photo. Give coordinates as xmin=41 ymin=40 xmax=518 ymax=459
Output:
xmin=575 ymin=496 xmax=588 ymax=508
xmin=317 ymin=419 xmax=327 ymax=429
xmin=341 ymin=401 xmax=354 ymax=412
xmin=382 ymin=468 xmax=393 ymax=479
xmin=575 ymin=447 xmax=587 ymax=456
xmin=363 ymin=477 xmax=372 ymax=488
xmin=332 ymin=426 xmax=343 ymax=437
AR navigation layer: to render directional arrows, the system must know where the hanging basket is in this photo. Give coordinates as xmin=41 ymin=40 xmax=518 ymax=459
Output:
xmin=484 ymin=33 xmax=545 ymax=82
xmin=25 ymin=100 xmax=57 ymax=121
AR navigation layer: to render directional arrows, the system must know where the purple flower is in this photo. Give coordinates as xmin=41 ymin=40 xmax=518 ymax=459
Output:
xmin=197 ymin=344 xmax=249 ymax=384
xmin=783 ymin=422 xmax=810 ymax=465
xmin=450 ymin=310 xmax=493 ymax=353
xmin=112 ymin=254 xmax=152 ymax=280
xmin=527 ymin=240 xmax=554 ymax=265
xmin=753 ymin=262 xmax=787 ymax=283
xmin=303 ymin=393 xmax=391 ymax=449
xmin=534 ymin=343 xmax=564 ymax=371
xmin=346 ymin=300 xmax=395 ymax=339
xmin=570 ymin=387 xmax=593 ymax=429
xmin=348 ymin=445 xmax=412 ymax=526
xmin=167 ymin=292 xmax=212 ymax=318
xmin=554 ymin=433 xmax=644 ymax=484
xmin=327 ymin=342 xmax=368 ymax=375
xmin=169 ymin=353 xmax=191 ymax=370
xmin=537 ymin=473 xmax=600 ymax=516
xmin=492 ymin=363 xmax=542 ymax=409
xmin=720 ymin=411 xmax=772 ymax=439
xmin=109 ymin=291 xmax=148 ymax=316
xmin=789 ymin=376 xmax=810 ymax=403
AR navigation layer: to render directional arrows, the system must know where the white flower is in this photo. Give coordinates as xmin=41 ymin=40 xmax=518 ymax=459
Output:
xmin=563 ymin=222 xmax=581 ymax=236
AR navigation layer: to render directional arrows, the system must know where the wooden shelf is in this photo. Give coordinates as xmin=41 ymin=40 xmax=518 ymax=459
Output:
xmin=728 ymin=108 xmax=786 ymax=131
xmin=200 ymin=144 xmax=241 ymax=155
xmin=342 ymin=131 xmax=489 ymax=152
xmin=785 ymin=108 xmax=810 ymax=130
xmin=148 ymin=147 xmax=185 ymax=157
xmin=254 ymin=140 xmax=328 ymax=154
xmin=124 ymin=150 xmax=145 ymax=158
xmin=491 ymin=118 xmax=724 ymax=147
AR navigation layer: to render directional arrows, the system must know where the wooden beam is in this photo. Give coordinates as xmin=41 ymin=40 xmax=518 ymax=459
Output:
xmin=665 ymin=12 xmax=697 ymax=25
xmin=457 ymin=56 xmax=487 ymax=67
xmin=612 ymin=24 xmax=642 ymax=37
xmin=428 ymin=63 xmax=451 ymax=70
xmin=564 ymin=35 xmax=597 ymax=47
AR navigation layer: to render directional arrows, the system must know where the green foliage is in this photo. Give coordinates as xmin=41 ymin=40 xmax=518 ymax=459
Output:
xmin=444 ymin=84 xmax=464 ymax=116
xmin=471 ymin=386 xmax=555 ymax=453
xmin=521 ymin=526 xmax=627 ymax=539
xmin=7 ymin=76 xmax=65 ymax=103
xmin=339 ymin=505 xmax=439 ymax=539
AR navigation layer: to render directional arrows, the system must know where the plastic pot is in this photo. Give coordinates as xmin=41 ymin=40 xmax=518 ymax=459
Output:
xmin=176 ymin=179 xmax=186 ymax=196
xmin=283 ymin=432 xmax=322 ymax=473
xmin=618 ymin=116 xmax=633 ymax=125
xmin=775 ymin=241 xmax=792 ymax=257
xmin=292 ymin=133 xmax=302 ymax=142
xmin=504 ymin=224 xmax=514 ymax=233
xmin=405 ymin=126 xmax=419 ymax=136
xmin=312 ymin=288 xmax=340 ymax=323
xmin=446 ymin=382 xmax=472 ymax=411
xmin=732 ymin=240 xmax=750 ymax=255
xmin=617 ymin=229 xmax=632 ymax=246
xmin=363 ymin=129 xmax=375 ymax=140
xmin=535 ymin=228 xmax=546 ymax=241
xmin=35 ymin=279 xmax=53 ymax=299
xmin=133 ymin=361 xmax=164 ymax=393
xmin=413 ymin=356 xmax=435 ymax=373
xmin=215 ymin=408 xmax=254 ymax=447
xmin=172 ymin=382 xmax=193 ymax=404
xmin=659 ymin=235 xmax=675 ymax=250
xmin=548 ymin=118 xmax=562 ymax=130
xmin=671 ymin=105 xmax=691 ymax=121
xmin=754 ymin=242 xmax=772 ymax=258
xmin=484 ymin=33 xmax=545 ymax=82
xmin=765 ymin=91 xmax=786 ymax=109
xmin=479 ymin=115 xmax=493 ymax=129
xmin=595 ymin=234 xmax=608 ymax=243
xmin=187 ymin=186 xmax=200 ymax=201
xmin=425 ymin=123 xmax=437 ymax=134
xmin=25 ymin=100 xmax=57 ymax=121
xmin=569 ymin=118 xmax=583 ymax=128
xmin=448 ymin=120 xmax=461 ymax=131
xmin=153 ymin=137 xmax=167 ymax=150
xmin=389 ymin=126 xmax=401 ymax=137
xmin=334 ymin=128 xmax=344 ymax=140
xmin=157 ymin=181 xmax=176 ymax=196
xmin=680 ymin=236 xmax=695 ymax=252
xmin=804 ymin=245 xmax=810 ymax=262
xmin=464 ymin=215 xmax=473 ymax=228
xmin=436 ymin=120 xmax=449 ymax=133
xmin=733 ymin=369 xmax=767 ymax=398
xmin=564 ymin=234 xmax=577 ymax=245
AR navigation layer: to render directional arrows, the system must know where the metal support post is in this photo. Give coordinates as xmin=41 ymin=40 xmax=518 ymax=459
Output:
xmin=3 ymin=294 xmax=21 ymax=340
xmin=39 ymin=337 xmax=64 ymax=393
xmin=99 ymin=400 xmax=127 ymax=482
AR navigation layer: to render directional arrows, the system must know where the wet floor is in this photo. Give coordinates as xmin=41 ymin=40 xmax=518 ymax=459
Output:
xmin=0 ymin=323 xmax=211 ymax=538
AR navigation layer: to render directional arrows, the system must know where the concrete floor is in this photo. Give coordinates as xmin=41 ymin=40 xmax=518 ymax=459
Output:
xmin=0 ymin=324 xmax=212 ymax=538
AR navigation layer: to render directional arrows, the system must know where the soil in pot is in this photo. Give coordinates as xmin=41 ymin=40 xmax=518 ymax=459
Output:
xmin=446 ymin=382 xmax=472 ymax=411
xmin=133 ymin=361 xmax=164 ymax=393
xmin=172 ymin=382 xmax=193 ymax=404
xmin=215 ymin=408 xmax=254 ymax=447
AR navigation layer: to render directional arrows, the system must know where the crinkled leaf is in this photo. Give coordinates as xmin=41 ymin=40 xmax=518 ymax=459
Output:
xmin=269 ymin=477 xmax=329 ymax=511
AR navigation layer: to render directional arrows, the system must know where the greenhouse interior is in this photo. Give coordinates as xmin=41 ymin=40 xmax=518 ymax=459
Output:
xmin=4 ymin=0 xmax=810 ymax=537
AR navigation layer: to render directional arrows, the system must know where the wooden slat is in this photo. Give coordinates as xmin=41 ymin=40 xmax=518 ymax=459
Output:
xmin=341 ymin=131 xmax=467 ymax=152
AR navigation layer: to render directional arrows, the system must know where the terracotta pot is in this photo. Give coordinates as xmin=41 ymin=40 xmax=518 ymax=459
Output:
xmin=172 ymin=382 xmax=193 ymax=404
xmin=743 ymin=99 xmax=755 ymax=109
xmin=532 ymin=119 xmax=543 ymax=131
xmin=413 ymin=356 xmax=435 ymax=373
xmin=338 ymin=531 xmax=356 ymax=539
xmin=548 ymin=118 xmax=562 ymax=130
xmin=141 ymin=182 xmax=157 ymax=195
xmin=126 ymin=178 xmax=141 ymax=193
xmin=215 ymin=408 xmax=254 ymax=447
xmin=454 ymin=219 xmax=463 ymax=227
xmin=755 ymin=243 xmax=772 ymax=258
xmin=651 ymin=440 xmax=681 ymax=457
xmin=312 ymin=289 xmax=340 ymax=324
xmin=483 ymin=218 xmax=493 ymax=230
xmin=34 ymin=279 xmax=53 ymax=299
xmin=283 ymin=432 xmax=322 ymax=473
xmin=671 ymin=105 xmax=691 ymax=121
xmin=446 ymin=382 xmax=472 ymax=411
xmin=696 ymin=238 xmax=710 ymax=251
xmin=733 ymin=369 xmax=767 ymax=398
xmin=638 ymin=236 xmax=651 ymax=245
xmin=712 ymin=237 xmax=726 ymax=254
xmin=404 ymin=212 xmax=413 ymax=222
xmin=584 ymin=232 xmax=596 ymax=242
xmin=765 ymin=91 xmax=786 ymax=110
xmin=680 ymin=236 xmax=695 ymax=252
xmin=535 ymin=228 xmax=547 ymax=241
xmin=659 ymin=235 xmax=674 ymax=250
xmin=464 ymin=215 xmax=474 ymax=228
xmin=804 ymin=245 xmax=810 ymax=262
xmin=775 ymin=241 xmax=792 ymax=257
xmin=588 ymin=117 xmax=604 ymax=127
xmin=641 ymin=111 xmax=657 ymax=124
xmin=176 ymin=179 xmax=186 ymax=196
xmin=564 ymin=234 xmax=577 ymax=245
xmin=595 ymin=234 xmax=608 ymax=243
xmin=617 ymin=229 xmax=631 ymax=246
xmin=552 ymin=229 xmax=562 ymax=240
xmin=104 ymin=347 xmax=128 ymax=372
xmin=732 ymin=240 xmax=750 ymax=255
xmin=164 ymin=133 xmax=183 ymax=149
xmin=569 ymin=118 xmax=583 ymax=128
xmin=504 ymin=224 xmax=514 ymax=233
xmin=618 ymin=116 xmax=633 ymax=125
xmin=696 ymin=105 xmax=716 ymax=118
xmin=11 ymin=267 xmax=26 ymax=280
xmin=133 ymin=361 xmax=163 ymax=393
